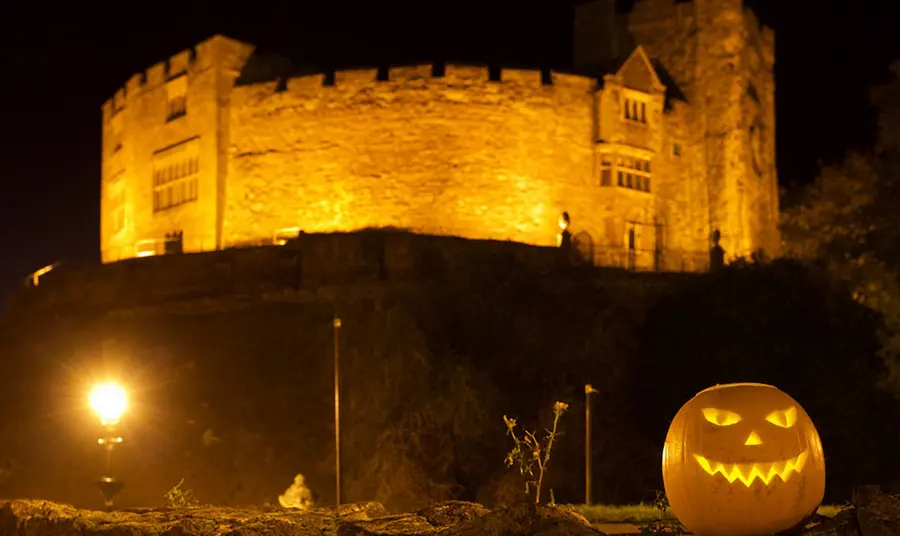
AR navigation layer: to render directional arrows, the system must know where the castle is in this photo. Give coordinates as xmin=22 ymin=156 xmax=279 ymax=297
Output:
xmin=100 ymin=0 xmax=779 ymax=272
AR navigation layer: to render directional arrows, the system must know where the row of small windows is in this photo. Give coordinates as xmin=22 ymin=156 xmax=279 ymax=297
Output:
xmin=624 ymin=98 xmax=647 ymax=123
xmin=618 ymin=170 xmax=651 ymax=192
xmin=599 ymin=155 xmax=652 ymax=193
xmin=153 ymin=155 xmax=199 ymax=212
xmin=154 ymin=156 xmax=199 ymax=188
xmin=154 ymin=177 xmax=198 ymax=212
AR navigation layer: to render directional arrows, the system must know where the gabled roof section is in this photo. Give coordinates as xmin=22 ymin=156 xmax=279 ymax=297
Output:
xmin=616 ymin=46 xmax=666 ymax=94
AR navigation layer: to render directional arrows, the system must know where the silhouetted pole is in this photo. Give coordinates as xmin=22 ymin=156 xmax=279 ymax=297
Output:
xmin=333 ymin=316 xmax=342 ymax=506
xmin=585 ymin=384 xmax=598 ymax=505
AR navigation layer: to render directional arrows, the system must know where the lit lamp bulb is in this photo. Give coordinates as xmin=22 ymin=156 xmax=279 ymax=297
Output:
xmin=89 ymin=382 xmax=128 ymax=426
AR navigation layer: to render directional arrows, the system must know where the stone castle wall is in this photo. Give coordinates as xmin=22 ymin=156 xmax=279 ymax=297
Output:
xmin=97 ymin=0 xmax=779 ymax=273
xmin=224 ymin=66 xmax=594 ymax=249
xmin=225 ymin=62 xmax=712 ymax=271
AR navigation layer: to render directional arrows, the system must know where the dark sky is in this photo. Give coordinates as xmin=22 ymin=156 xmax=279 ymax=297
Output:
xmin=0 ymin=0 xmax=898 ymax=304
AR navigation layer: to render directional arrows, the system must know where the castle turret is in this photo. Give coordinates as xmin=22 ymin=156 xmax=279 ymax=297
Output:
xmin=100 ymin=35 xmax=254 ymax=262
xmin=576 ymin=0 xmax=780 ymax=262
xmin=691 ymin=0 xmax=779 ymax=259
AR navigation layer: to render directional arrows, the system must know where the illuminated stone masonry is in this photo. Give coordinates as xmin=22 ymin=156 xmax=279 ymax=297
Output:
xmin=99 ymin=0 xmax=779 ymax=272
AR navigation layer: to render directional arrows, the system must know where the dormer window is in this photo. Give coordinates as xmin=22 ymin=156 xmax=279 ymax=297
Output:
xmin=624 ymin=97 xmax=647 ymax=124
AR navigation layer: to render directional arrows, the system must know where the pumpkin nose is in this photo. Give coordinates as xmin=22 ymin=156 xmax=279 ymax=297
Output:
xmin=744 ymin=431 xmax=763 ymax=446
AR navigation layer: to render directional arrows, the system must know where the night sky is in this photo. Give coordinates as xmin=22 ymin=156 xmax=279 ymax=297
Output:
xmin=0 ymin=0 xmax=898 ymax=304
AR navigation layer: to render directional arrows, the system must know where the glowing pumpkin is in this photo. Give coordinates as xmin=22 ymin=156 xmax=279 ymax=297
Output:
xmin=662 ymin=383 xmax=825 ymax=536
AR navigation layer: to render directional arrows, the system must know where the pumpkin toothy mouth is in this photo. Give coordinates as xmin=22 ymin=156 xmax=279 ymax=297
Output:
xmin=693 ymin=450 xmax=809 ymax=486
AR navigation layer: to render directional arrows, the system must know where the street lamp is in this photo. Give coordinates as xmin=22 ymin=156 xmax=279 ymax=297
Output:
xmin=333 ymin=316 xmax=342 ymax=506
xmin=89 ymin=382 xmax=127 ymax=510
xmin=585 ymin=383 xmax=599 ymax=505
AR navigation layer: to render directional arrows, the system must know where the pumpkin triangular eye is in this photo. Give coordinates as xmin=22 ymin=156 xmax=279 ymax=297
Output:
xmin=765 ymin=407 xmax=798 ymax=428
xmin=702 ymin=408 xmax=741 ymax=426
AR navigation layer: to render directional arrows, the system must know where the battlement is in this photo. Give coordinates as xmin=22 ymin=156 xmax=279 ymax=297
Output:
xmin=243 ymin=63 xmax=596 ymax=101
xmin=103 ymin=35 xmax=254 ymax=123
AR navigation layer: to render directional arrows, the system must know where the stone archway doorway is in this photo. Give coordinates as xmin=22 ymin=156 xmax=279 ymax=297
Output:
xmin=573 ymin=231 xmax=594 ymax=266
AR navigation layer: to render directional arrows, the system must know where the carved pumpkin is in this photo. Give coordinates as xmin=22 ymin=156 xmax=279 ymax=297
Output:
xmin=662 ymin=383 xmax=825 ymax=536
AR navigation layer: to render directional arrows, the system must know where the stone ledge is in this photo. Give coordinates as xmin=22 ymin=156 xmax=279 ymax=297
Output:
xmin=0 ymin=500 xmax=605 ymax=536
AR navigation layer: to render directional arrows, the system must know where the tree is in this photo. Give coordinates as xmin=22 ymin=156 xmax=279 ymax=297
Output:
xmin=782 ymin=61 xmax=900 ymax=393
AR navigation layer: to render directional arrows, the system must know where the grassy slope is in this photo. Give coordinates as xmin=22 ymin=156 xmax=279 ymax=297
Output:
xmin=568 ymin=504 xmax=846 ymax=524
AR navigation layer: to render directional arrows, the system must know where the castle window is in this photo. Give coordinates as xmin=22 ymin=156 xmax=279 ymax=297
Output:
xmin=748 ymin=82 xmax=760 ymax=103
xmin=624 ymin=97 xmax=648 ymax=124
xmin=167 ymin=95 xmax=186 ymax=121
xmin=600 ymin=155 xmax=612 ymax=186
xmin=152 ymin=137 xmax=200 ymax=213
xmin=109 ymin=131 xmax=123 ymax=154
xmin=615 ymin=156 xmax=652 ymax=193
xmin=673 ymin=142 xmax=682 ymax=157
xmin=109 ymin=112 xmax=124 ymax=154
xmin=165 ymin=74 xmax=188 ymax=122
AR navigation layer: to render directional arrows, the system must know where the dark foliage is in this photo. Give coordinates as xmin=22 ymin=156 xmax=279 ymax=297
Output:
xmin=633 ymin=259 xmax=897 ymax=501
xmin=0 ymin=259 xmax=896 ymax=509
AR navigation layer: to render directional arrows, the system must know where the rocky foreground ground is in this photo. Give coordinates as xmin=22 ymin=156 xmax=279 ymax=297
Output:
xmin=1 ymin=486 xmax=899 ymax=536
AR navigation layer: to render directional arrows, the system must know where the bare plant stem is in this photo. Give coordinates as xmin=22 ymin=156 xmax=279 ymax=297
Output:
xmin=534 ymin=407 xmax=563 ymax=504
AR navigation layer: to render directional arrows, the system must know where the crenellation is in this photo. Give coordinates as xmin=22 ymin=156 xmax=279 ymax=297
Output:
xmin=126 ymin=73 xmax=144 ymax=98
xmin=334 ymin=68 xmax=378 ymax=86
xmin=101 ymin=100 xmax=113 ymax=124
xmin=445 ymin=64 xmax=489 ymax=81
xmin=113 ymin=88 xmax=127 ymax=111
xmin=286 ymin=74 xmax=326 ymax=93
xmin=168 ymin=49 xmax=192 ymax=78
xmin=501 ymin=68 xmax=542 ymax=86
xmin=207 ymin=35 xmax=255 ymax=75
xmin=146 ymin=62 xmax=166 ymax=87
xmin=554 ymin=72 xmax=596 ymax=92
xmin=232 ymin=65 xmax=574 ymax=99
xmin=389 ymin=64 xmax=432 ymax=81
xmin=192 ymin=38 xmax=217 ymax=72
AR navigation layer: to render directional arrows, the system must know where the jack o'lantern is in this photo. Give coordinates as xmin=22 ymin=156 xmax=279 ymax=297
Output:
xmin=662 ymin=383 xmax=825 ymax=536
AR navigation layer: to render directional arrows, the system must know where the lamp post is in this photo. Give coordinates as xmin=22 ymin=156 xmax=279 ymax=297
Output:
xmin=333 ymin=316 xmax=342 ymax=506
xmin=585 ymin=384 xmax=598 ymax=505
xmin=89 ymin=382 xmax=127 ymax=511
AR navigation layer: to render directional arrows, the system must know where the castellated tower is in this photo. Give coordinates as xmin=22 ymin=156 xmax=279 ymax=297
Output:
xmin=101 ymin=36 xmax=255 ymax=261
xmin=100 ymin=0 xmax=779 ymax=270
xmin=576 ymin=0 xmax=780 ymax=259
